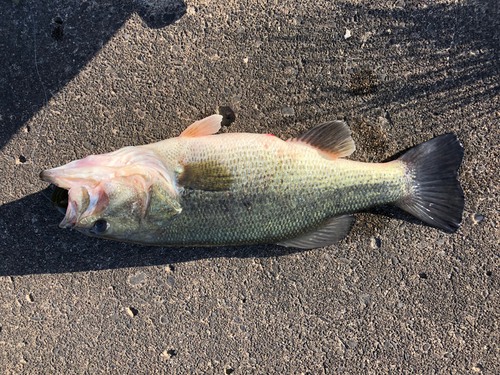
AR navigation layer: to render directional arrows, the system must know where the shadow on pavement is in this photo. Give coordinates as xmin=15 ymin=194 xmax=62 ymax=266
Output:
xmin=0 ymin=187 xmax=433 ymax=277
xmin=1 ymin=1 xmax=498 ymax=152
xmin=0 ymin=187 xmax=305 ymax=276
xmin=1 ymin=0 xmax=495 ymax=276
xmin=0 ymin=0 xmax=187 ymax=149
xmin=283 ymin=1 xmax=499 ymax=119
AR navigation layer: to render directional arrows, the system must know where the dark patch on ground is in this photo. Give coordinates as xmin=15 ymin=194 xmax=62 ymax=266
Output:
xmin=348 ymin=117 xmax=389 ymax=161
xmin=51 ymin=16 xmax=64 ymax=40
xmin=218 ymin=106 xmax=236 ymax=127
xmin=350 ymin=70 xmax=379 ymax=95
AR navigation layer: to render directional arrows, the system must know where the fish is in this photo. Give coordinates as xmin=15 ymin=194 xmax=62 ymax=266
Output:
xmin=40 ymin=115 xmax=464 ymax=249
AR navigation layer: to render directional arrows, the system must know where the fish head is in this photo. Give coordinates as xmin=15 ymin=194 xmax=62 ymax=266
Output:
xmin=70 ymin=177 xmax=147 ymax=237
xmin=41 ymin=148 xmax=181 ymax=244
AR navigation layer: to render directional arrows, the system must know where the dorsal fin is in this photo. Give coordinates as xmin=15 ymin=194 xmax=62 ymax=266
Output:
xmin=288 ymin=120 xmax=355 ymax=158
xmin=277 ymin=215 xmax=355 ymax=249
xmin=179 ymin=115 xmax=223 ymax=138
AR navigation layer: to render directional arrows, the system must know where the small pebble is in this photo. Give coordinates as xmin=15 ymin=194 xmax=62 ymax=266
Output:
xmin=128 ymin=272 xmax=147 ymax=286
xmin=472 ymin=364 xmax=484 ymax=372
xmin=83 ymin=141 xmax=94 ymax=150
xmin=344 ymin=29 xmax=352 ymax=39
xmin=166 ymin=275 xmax=175 ymax=287
xmin=346 ymin=340 xmax=358 ymax=348
xmin=436 ymin=238 xmax=446 ymax=246
xmin=337 ymin=257 xmax=350 ymax=265
xmin=473 ymin=214 xmax=484 ymax=223
xmin=370 ymin=237 xmax=381 ymax=249
xmin=417 ymin=241 xmax=428 ymax=249
xmin=186 ymin=5 xmax=197 ymax=15
xmin=281 ymin=106 xmax=295 ymax=116
xmin=125 ymin=307 xmax=138 ymax=317
xmin=359 ymin=293 xmax=372 ymax=308
xmin=160 ymin=349 xmax=177 ymax=359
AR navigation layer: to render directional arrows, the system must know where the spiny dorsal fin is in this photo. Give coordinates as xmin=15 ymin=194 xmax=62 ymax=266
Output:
xmin=277 ymin=215 xmax=355 ymax=249
xmin=288 ymin=120 xmax=355 ymax=158
xmin=179 ymin=115 xmax=223 ymax=138
xmin=178 ymin=161 xmax=233 ymax=191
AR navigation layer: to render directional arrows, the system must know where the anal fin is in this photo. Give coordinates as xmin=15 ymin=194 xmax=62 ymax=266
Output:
xmin=277 ymin=215 xmax=355 ymax=249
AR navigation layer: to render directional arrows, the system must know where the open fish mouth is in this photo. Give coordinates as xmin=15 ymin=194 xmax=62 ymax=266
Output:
xmin=47 ymin=184 xmax=92 ymax=229
xmin=41 ymin=163 xmax=104 ymax=229
xmin=51 ymin=186 xmax=69 ymax=215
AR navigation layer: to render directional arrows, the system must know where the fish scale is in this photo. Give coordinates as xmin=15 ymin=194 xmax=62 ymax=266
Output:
xmin=41 ymin=115 xmax=464 ymax=249
xmin=144 ymin=132 xmax=407 ymax=246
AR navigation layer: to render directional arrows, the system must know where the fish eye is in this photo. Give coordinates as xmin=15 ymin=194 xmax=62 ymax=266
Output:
xmin=93 ymin=219 xmax=109 ymax=234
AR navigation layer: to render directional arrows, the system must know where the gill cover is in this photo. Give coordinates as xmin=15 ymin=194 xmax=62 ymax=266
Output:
xmin=146 ymin=182 xmax=182 ymax=225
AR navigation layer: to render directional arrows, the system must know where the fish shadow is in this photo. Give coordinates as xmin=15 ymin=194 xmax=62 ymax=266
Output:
xmin=1 ymin=187 xmax=442 ymax=276
xmin=0 ymin=188 xmax=305 ymax=276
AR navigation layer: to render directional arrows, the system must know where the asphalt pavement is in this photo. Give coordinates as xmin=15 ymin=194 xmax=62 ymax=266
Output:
xmin=1 ymin=0 xmax=499 ymax=373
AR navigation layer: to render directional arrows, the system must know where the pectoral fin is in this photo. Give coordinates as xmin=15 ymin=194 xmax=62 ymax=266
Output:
xmin=277 ymin=215 xmax=355 ymax=249
xmin=178 ymin=161 xmax=233 ymax=191
xmin=146 ymin=183 xmax=182 ymax=224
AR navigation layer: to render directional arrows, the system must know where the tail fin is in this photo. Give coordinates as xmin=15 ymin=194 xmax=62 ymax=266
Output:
xmin=396 ymin=134 xmax=464 ymax=232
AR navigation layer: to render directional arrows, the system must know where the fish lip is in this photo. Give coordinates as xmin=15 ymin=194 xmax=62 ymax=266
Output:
xmin=59 ymin=198 xmax=77 ymax=228
xmin=39 ymin=167 xmax=75 ymax=189
xmin=57 ymin=186 xmax=92 ymax=229
xmin=42 ymin=167 xmax=109 ymax=230
xmin=40 ymin=169 xmax=57 ymax=185
xmin=40 ymin=165 xmax=95 ymax=190
xmin=41 ymin=164 xmax=97 ymax=228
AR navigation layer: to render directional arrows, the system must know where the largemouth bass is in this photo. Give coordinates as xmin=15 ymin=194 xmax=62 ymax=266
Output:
xmin=40 ymin=115 xmax=464 ymax=249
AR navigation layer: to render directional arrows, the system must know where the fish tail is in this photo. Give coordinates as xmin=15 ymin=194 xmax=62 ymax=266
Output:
xmin=396 ymin=134 xmax=464 ymax=232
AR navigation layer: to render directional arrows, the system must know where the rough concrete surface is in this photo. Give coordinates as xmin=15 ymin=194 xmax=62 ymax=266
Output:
xmin=1 ymin=0 xmax=499 ymax=373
